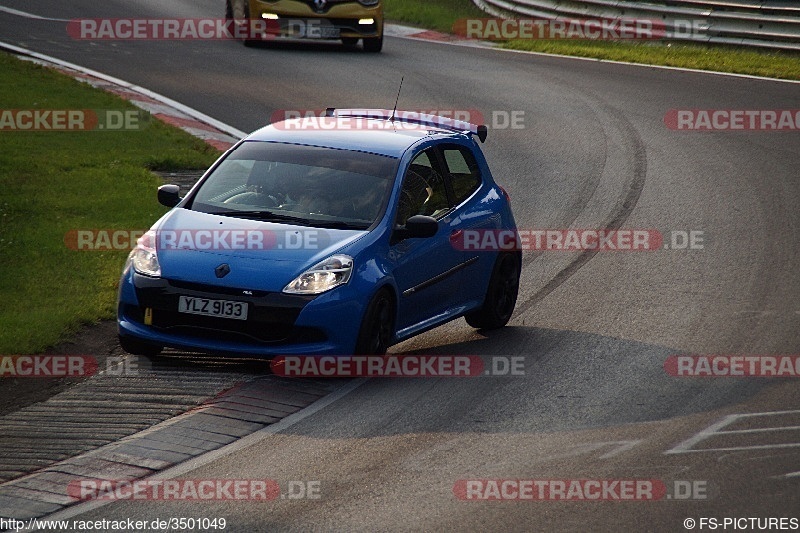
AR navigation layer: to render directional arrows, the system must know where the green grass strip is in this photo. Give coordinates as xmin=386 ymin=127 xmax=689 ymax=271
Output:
xmin=0 ymin=53 xmax=220 ymax=354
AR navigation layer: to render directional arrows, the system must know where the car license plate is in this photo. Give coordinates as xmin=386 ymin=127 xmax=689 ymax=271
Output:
xmin=317 ymin=26 xmax=340 ymax=39
xmin=178 ymin=296 xmax=248 ymax=321
xmin=285 ymin=21 xmax=340 ymax=39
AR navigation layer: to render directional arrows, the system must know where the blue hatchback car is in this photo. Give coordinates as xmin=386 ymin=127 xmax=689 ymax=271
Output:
xmin=117 ymin=109 xmax=520 ymax=357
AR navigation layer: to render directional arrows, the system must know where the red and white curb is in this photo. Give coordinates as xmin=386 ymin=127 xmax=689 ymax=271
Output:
xmin=385 ymin=23 xmax=496 ymax=48
xmin=0 ymin=41 xmax=245 ymax=152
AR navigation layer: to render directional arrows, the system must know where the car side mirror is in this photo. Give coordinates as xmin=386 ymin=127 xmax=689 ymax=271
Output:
xmin=395 ymin=215 xmax=439 ymax=241
xmin=157 ymin=184 xmax=182 ymax=208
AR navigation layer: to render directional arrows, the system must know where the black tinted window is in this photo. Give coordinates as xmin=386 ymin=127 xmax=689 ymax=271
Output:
xmin=396 ymin=149 xmax=450 ymax=226
xmin=442 ymin=146 xmax=481 ymax=205
xmin=190 ymin=142 xmax=398 ymax=228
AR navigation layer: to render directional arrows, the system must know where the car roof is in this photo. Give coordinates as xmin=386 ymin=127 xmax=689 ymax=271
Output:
xmin=246 ymin=119 xmax=466 ymax=157
xmin=246 ymin=115 xmax=477 ymax=158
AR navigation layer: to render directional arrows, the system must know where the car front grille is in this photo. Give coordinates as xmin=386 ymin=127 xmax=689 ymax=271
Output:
xmin=126 ymin=274 xmax=325 ymax=346
xmin=295 ymin=0 xmax=363 ymax=15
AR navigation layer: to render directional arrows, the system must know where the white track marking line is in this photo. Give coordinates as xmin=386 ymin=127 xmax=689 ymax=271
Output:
xmin=670 ymin=443 xmax=800 ymax=453
xmin=715 ymin=425 xmax=800 ymax=435
xmin=598 ymin=440 xmax=642 ymax=459
xmin=666 ymin=410 xmax=800 ymax=455
xmin=0 ymin=5 xmax=69 ymax=22
xmin=734 ymin=410 xmax=800 ymax=418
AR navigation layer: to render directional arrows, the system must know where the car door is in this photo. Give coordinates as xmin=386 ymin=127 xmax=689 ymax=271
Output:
xmin=435 ymin=143 xmax=494 ymax=307
xmin=390 ymin=147 xmax=466 ymax=332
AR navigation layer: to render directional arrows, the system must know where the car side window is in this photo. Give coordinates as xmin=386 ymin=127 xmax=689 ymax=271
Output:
xmin=395 ymin=150 xmax=450 ymax=226
xmin=441 ymin=145 xmax=481 ymax=205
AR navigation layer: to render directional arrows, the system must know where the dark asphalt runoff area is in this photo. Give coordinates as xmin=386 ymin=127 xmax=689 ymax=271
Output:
xmin=0 ymin=0 xmax=799 ymax=530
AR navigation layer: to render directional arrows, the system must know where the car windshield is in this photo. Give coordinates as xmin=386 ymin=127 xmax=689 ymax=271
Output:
xmin=189 ymin=141 xmax=399 ymax=230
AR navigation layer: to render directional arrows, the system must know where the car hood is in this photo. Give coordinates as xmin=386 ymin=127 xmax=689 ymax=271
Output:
xmin=152 ymin=208 xmax=366 ymax=292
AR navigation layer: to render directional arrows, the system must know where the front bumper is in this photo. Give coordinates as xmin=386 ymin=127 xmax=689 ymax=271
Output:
xmin=252 ymin=0 xmax=383 ymax=38
xmin=273 ymin=18 xmax=381 ymax=38
xmin=117 ymin=269 xmax=365 ymax=357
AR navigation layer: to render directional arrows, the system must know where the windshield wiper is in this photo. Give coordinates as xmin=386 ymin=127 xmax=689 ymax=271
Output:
xmin=204 ymin=210 xmax=369 ymax=230
xmin=206 ymin=210 xmax=313 ymax=225
xmin=311 ymin=221 xmax=369 ymax=230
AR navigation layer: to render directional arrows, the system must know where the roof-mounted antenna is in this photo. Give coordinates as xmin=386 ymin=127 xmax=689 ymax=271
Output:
xmin=389 ymin=76 xmax=404 ymax=123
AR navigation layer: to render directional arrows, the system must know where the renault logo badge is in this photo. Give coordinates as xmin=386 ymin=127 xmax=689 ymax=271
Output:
xmin=215 ymin=264 xmax=231 ymax=278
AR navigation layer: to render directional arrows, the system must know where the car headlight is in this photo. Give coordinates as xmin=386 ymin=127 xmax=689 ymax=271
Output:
xmin=131 ymin=230 xmax=161 ymax=277
xmin=283 ymin=254 xmax=353 ymax=295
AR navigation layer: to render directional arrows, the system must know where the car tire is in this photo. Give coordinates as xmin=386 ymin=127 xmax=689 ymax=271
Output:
xmin=363 ymin=34 xmax=383 ymax=53
xmin=227 ymin=0 xmax=258 ymax=47
xmin=242 ymin=5 xmax=258 ymax=47
xmin=118 ymin=335 xmax=163 ymax=357
xmin=354 ymin=288 xmax=395 ymax=355
xmin=341 ymin=37 xmax=359 ymax=47
xmin=465 ymin=253 xmax=520 ymax=330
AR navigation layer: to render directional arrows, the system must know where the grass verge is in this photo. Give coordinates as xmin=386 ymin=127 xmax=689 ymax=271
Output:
xmin=0 ymin=52 xmax=220 ymax=354
xmin=383 ymin=0 xmax=485 ymax=34
xmin=382 ymin=0 xmax=800 ymax=81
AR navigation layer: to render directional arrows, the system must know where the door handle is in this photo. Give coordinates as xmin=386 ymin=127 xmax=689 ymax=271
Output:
xmin=449 ymin=229 xmax=464 ymax=246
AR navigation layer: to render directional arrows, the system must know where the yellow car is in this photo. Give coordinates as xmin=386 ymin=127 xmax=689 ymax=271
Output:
xmin=226 ymin=0 xmax=384 ymax=52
